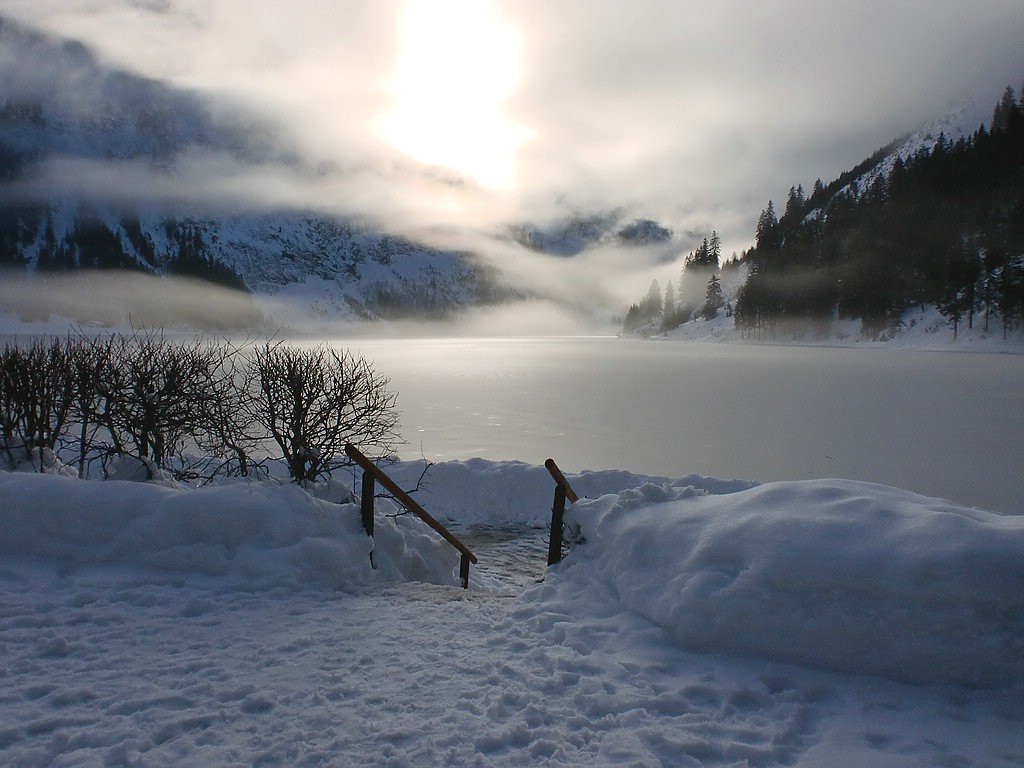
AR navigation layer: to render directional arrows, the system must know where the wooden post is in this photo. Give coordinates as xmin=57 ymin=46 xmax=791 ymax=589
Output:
xmin=360 ymin=470 xmax=375 ymax=537
xmin=545 ymin=458 xmax=579 ymax=567
xmin=544 ymin=458 xmax=579 ymax=503
xmin=360 ymin=469 xmax=376 ymax=569
xmin=547 ymin=484 xmax=566 ymax=566
xmin=345 ymin=443 xmax=477 ymax=589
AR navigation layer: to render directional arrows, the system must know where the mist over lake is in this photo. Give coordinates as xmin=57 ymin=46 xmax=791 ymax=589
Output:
xmin=340 ymin=337 xmax=1024 ymax=516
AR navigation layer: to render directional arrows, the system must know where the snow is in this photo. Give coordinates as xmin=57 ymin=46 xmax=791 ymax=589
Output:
xmin=840 ymin=100 xmax=993 ymax=203
xmin=2 ymin=458 xmax=1022 ymax=766
xmin=563 ymin=479 xmax=1024 ymax=687
xmin=659 ymin=299 xmax=1024 ymax=352
xmin=0 ymin=471 xmax=458 ymax=592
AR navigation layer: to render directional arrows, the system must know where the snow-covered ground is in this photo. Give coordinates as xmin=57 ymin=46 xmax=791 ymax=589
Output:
xmin=2 ymin=457 xmax=1022 ymax=767
xmin=658 ymin=302 xmax=1024 ymax=353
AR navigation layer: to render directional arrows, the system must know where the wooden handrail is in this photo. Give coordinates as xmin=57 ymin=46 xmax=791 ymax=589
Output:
xmin=345 ymin=444 xmax=477 ymax=587
xmin=544 ymin=458 xmax=579 ymax=503
xmin=545 ymin=458 xmax=579 ymax=566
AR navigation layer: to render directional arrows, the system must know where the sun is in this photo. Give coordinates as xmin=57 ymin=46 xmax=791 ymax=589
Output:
xmin=374 ymin=0 xmax=530 ymax=189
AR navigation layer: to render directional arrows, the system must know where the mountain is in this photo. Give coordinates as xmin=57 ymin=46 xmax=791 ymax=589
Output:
xmin=0 ymin=17 xmax=518 ymax=329
xmin=0 ymin=25 xmax=224 ymax=171
xmin=621 ymin=84 xmax=1024 ymax=342
xmin=802 ymin=97 xmax=993 ymax=222
xmin=0 ymin=199 xmax=512 ymax=325
xmin=740 ymin=85 xmax=1024 ymax=341
xmin=509 ymin=210 xmax=674 ymax=257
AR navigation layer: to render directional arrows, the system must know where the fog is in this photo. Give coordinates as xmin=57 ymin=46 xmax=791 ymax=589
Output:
xmin=0 ymin=269 xmax=626 ymax=338
xmin=0 ymin=270 xmax=263 ymax=331
xmin=2 ymin=1 xmax=1023 ymax=327
xmin=2 ymin=280 xmax=1020 ymax=515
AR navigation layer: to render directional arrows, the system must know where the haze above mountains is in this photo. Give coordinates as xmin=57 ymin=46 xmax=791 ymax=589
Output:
xmin=0 ymin=7 xmax=1020 ymax=332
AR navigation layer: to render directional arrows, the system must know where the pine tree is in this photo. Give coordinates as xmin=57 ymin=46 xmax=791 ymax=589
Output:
xmin=701 ymin=274 xmax=725 ymax=320
xmin=784 ymin=185 xmax=806 ymax=221
xmin=661 ymin=279 xmax=677 ymax=330
xmin=992 ymin=85 xmax=1018 ymax=133
xmin=621 ymin=303 xmax=643 ymax=332
xmin=888 ymin=156 xmax=909 ymax=199
xmin=708 ymin=231 xmax=721 ymax=271
xmin=685 ymin=234 xmax=721 ymax=273
xmin=644 ymin=279 xmax=663 ymax=322
xmin=755 ymin=201 xmax=780 ymax=252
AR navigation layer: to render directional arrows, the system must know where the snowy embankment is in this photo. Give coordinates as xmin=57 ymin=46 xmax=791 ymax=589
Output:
xmin=563 ymin=479 xmax=1024 ymax=687
xmin=2 ymin=461 xmax=1021 ymax=687
xmin=654 ymin=300 xmax=1024 ymax=353
xmin=0 ymin=459 xmax=730 ymax=590
xmin=2 ymin=458 xmax=1023 ymax=766
xmin=0 ymin=469 xmax=462 ymax=592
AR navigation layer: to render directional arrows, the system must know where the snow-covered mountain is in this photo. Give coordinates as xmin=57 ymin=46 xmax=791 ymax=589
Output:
xmin=847 ymin=100 xmax=992 ymax=195
xmin=509 ymin=210 xmax=675 ymax=257
xmin=804 ymin=97 xmax=994 ymax=220
xmin=0 ymin=17 xmax=518 ymax=327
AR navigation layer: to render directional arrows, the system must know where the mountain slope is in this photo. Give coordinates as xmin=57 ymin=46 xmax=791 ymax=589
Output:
xmin=734 ymin=86 xmax=1024 ymax=341
xmin=620 ymin=85 xmax=1024 ymax=344
xmin=814 ymin=98 xmax=994 ymax=216
xmin=0 ymin=17 xmax=516 ymax=327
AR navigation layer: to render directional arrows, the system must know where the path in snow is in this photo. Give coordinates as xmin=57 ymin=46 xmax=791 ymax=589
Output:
xmin=3 ymin=527 xmax=1019 ymax=766
xmin=457 ymin=525 xmax=552 ymax=592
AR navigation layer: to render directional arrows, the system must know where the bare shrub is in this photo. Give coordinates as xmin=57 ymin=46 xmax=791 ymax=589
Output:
xmin=191 ymin=336 xmax=263 ymax=480
xmin=0 ymin=338 xmax=74 ymax=470
xmin=86 ymin=330 xmax=237 ymax=476
xmin=0 ymin=332 xmax=402 ymax=483
xmin=248 ymin=342 xmax=400 ymax=483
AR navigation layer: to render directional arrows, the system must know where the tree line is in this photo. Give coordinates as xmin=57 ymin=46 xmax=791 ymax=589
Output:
xmin=621 ymin=231 xmax=734 ymax=334
xmin=736 ymin=84 xmax=1024 ymax=340
xmin=622 ymin=84 xmax=1024 ymax=340
xmin=0 ymin=330 xmax=399 ymax=483
xmin=0 ymin=205 xmax=251 ymax=291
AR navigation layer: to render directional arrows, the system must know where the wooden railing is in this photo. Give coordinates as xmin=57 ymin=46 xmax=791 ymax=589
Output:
xmin=345 ymin=443 xmax=478 ymax=588
xmin=545 ymin=458 xmax=579 ymax=566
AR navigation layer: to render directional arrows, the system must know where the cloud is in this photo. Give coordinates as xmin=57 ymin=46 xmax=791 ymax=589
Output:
xmin=0 ymin=269 xmax=264 ymax=330
xmin=2 ymin=0 xmax=1024 ymax=305
xmin=505 ymin=1 xmax=1024 ymax=241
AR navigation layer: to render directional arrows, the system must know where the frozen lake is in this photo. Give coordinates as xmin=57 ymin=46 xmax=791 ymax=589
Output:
xmin=342 ymin=336 xmax=1024 ymax=515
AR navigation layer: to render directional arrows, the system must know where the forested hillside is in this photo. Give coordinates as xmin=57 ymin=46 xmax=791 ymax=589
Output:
xmin=623 ymin=85 xmax=1024 ymax=341
xmin=736 ymin=86 xmax=1024 ymax=340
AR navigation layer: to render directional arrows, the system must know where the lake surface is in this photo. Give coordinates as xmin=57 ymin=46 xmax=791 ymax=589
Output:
xmin=339 ymin=337 xmax=1023 ymax=515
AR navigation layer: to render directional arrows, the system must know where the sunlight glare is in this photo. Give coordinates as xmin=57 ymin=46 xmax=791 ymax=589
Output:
xmin=375 ymin=0 xmax=530 ymax=189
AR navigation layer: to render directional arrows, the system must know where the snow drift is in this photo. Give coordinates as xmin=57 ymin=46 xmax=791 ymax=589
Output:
xmin=2 ymin=461 xmax=1022 ymax=689
xmin=563 ymin=478 xmax=1024 ymax=687
xmin=0 ymin=471 xmax=460 ymax=591
xmin=384 ymin=457 xmax=756 ymax=528
xmin=1 ymin=461 xmax=1022 ymax=767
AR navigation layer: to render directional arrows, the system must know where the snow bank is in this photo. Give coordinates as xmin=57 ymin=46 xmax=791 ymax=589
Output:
xmin=0 ymin=472 xmax=461 ymax=591
xmin=5 ymin=460 xmax=1022 ymax=690
xmin=385 ymin=457 xmax=756 ymax=527
xmin=563 ymin=478 xmax=1024 ymax=687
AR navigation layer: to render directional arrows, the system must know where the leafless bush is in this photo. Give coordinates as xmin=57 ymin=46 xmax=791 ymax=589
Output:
xmin=87 ymin=330 xmax=256 ymax=477
xmin=0 ymin=337 xmax=74 ymax=470
xmin=0 ymin=332 xmax=401 ymax=482
xmin=191 ymin=336 xmax=263 ymax=480
xmin=248 ymin=342 xmax=400 ymax=483
xmin=64 ymin=334 xmax=115 ymax=477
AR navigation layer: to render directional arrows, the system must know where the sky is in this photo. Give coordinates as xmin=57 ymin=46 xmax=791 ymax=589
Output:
xmin=3 ymin=0 xmax=1024 ymax=268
